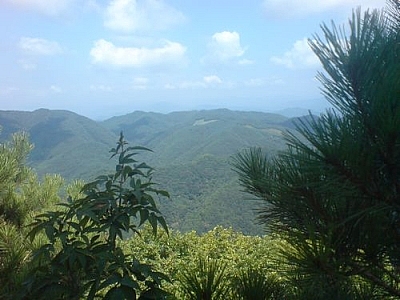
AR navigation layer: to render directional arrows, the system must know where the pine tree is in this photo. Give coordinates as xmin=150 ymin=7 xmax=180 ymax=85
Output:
xmin=233 ymin=1 xmax=400 ymax=298
xmin=0 ymin=131 xmax=64 ymax=299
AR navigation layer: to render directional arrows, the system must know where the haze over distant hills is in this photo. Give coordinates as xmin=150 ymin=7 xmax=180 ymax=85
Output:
xmin=0 ymin=108 xmax=310 ymax=235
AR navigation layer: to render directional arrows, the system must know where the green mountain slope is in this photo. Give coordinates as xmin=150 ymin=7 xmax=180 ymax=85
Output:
xmin=0 ymin=108 xmax=300 ymax=235
xmin=102 ymin=109 xmax=292 ymax=234
xmin=102 ymin=109 xmax=288 ymax=164
xmin=0 ymin=109 xmax=118 ymax=179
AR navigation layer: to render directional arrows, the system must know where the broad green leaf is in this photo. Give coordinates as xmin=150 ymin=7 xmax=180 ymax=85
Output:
xmin=105 ymin=286 xmax=136 ymax=300
xmin=99 ymin=274 xmax=121 ymax=290
xmin=121 ymin=275 xmax=140 ymax=290
xmin=139 ymin=209 xmax=149 ymax=226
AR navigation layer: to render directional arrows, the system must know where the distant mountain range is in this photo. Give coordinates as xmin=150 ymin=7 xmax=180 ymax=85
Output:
xmin=0 ymin=108 xmax=310 ymax=235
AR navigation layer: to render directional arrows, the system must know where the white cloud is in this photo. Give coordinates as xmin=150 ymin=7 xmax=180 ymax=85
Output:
xmin=4 ymin=0 xmax=73 ymax=16
xmin=19 ymin=37 xmax=63 ymax=55
xmin=90 ymin=39 xmax=186 ymax=68
xmin=203 ymin=75 xmax=222 ymax=84
xmin=271 ymin=38 xmax=320 ymax=69
xmin=207 ymin=31 xmax=246 ymax=62
xmin=262 ymin=0 xmax=386 ymax=18
xmin=104 ymin=0 xmax=185 ymax=32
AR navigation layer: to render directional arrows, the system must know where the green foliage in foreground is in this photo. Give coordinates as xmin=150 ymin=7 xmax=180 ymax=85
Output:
xmin=0 ymin=130 xmax=288 ymax=300
xmin=23 ymin=132 xmax=170 ymax=299
xmin=123 ymin=225 xmax=289 ymax=299
xmin=2 ymin=130 xmax=391 ymax=299
xmin=179 ymin=258 xmax=229 ymax=300
xmin=233 ymin=2 xmax=400 ymax=299
xmin=0 ymin=131 xmax=66 ymax=299
xmin=233 ymin=268 xmax=284 ymax=300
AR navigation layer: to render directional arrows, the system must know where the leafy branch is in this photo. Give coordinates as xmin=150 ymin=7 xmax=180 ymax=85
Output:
xmin=23 ymin=132 xmax=170 ymax=300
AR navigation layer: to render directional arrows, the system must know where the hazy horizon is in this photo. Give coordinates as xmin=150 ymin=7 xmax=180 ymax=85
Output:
xmin=1 ymin=102 xmax=328 ymax=122
xmin=1 ymin=0 xmax=386 ymax=119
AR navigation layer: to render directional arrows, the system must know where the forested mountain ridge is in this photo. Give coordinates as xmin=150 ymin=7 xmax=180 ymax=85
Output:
xmin=0 ymin=108 xmax=306 ymax=234
xmin=0 ymin=109 xmax=117 ymax=179
xmin=102 ymin=108 xmax=290 ymax=165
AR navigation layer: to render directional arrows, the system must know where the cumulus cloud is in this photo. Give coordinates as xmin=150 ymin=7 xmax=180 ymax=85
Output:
xmin=262 ymin=0 xmax=386 ymax=18
xmin=271 ymin=38 xmax=320 ymax=69
xmin=4 ymin=0 xmax=73 ymax=16
xmin=207 ymin=31 xmax=246 ymax=62
xmin=19 ymin=37 xmax=63 ymax=55
xmin=104 ymin=0 xmax=185 ymax=32
xmin=90 ymin=39 xmax=186 ymax=67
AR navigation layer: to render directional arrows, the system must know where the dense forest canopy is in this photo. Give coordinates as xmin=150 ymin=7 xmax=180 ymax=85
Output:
xmin=0 ymin=108 xmax=296 ymax=235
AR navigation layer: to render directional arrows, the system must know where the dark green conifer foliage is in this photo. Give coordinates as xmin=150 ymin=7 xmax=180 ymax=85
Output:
xmin=233 ymin=1 xmax=399 ymax=298
xmin=179 ymin=257 xmax=230 ymax=300
xmin=233 ymin=268 xmax=285 ymax=300
xmin=0 ymin=131 xmax=65 ymax=299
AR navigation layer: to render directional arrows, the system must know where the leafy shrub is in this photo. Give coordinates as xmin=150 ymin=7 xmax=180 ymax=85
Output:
xmin=22 ymin=132 xmax=170 ymax=299
xmin=123 ymin=226 xmax=288 ymax=299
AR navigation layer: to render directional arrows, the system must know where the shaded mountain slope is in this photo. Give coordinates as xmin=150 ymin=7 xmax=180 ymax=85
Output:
xmin=0 ymin=109 xmax=117 ymax=179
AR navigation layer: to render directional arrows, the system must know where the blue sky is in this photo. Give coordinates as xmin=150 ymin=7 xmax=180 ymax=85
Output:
xmin=0 ymin=0 xmax=387 ymax=119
